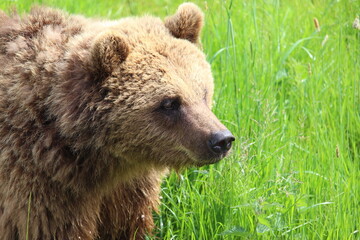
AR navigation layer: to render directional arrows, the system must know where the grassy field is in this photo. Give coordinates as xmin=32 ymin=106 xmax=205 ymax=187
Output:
xmin=1 ymin=0 xmax=359 ymax=239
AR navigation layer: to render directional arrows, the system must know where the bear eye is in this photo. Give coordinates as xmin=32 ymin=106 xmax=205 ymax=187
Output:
xmin=160 ymin=98 xmax=181 ymax=111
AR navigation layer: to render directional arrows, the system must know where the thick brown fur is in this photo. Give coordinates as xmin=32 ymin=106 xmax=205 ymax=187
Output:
xmin=0 ymin=3 xmax=232 ymax=240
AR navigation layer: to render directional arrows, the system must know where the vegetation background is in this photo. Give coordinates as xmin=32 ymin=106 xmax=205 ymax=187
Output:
xmin=1 ymin=0 xmax=359 ymax=239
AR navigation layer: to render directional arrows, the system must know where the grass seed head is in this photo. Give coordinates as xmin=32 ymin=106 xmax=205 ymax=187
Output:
xmin=313 ymin=17 xmax=320 ymax=32
xmin=321 ymin=34 xmax=329 ymax=47
xmin=353 ymin=16 xmax=360 ymax=30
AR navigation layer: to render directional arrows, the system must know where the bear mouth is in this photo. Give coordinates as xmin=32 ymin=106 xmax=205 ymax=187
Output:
xmin=174 ymin=146 xmax=227 ymax=167
xmin=195 ymin=154 xmax=227 ymax=167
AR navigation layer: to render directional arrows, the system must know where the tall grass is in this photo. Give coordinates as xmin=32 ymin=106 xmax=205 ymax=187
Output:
xmin=1 ymin=0 xmax=359 ymax=239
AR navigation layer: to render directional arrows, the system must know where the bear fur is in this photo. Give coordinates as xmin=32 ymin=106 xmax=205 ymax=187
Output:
xmin=0 ymin=3 xmax=234 ymax=240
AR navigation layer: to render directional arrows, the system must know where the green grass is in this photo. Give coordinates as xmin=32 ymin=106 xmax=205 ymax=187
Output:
xmin=1 ymin=0 xmax=359 ymax=239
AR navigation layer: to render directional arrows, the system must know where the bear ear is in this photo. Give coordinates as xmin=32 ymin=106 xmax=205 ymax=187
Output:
xmin=164 ymin=3 xmax=204 ymax=44
xmin=91 ymin=32 xmax=129 ymax=74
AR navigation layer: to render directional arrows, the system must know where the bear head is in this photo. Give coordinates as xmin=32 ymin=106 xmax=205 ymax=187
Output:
xmin=89 ymin=3 xmax=235 ymax=170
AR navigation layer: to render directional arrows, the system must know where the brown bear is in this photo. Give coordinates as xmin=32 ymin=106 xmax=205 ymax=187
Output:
xmin=0 ymin=3 xmax=235 ymax=240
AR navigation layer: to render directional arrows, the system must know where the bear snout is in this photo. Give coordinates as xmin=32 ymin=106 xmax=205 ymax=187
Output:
xmin=207 ymin=130 xmax=235 ymax=155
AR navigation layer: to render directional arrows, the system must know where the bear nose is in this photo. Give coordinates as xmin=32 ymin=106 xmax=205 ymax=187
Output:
xmin=208 ymin=130 xmax=235 ymax=154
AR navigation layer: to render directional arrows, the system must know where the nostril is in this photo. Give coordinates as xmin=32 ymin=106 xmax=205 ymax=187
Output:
xmin=211 ymin=145 xmax=222 ymax=154
xmin=217 ymin=139 xmax=232 ymax=151
xmin=208 ymin=130 xmax=235 ymax=154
